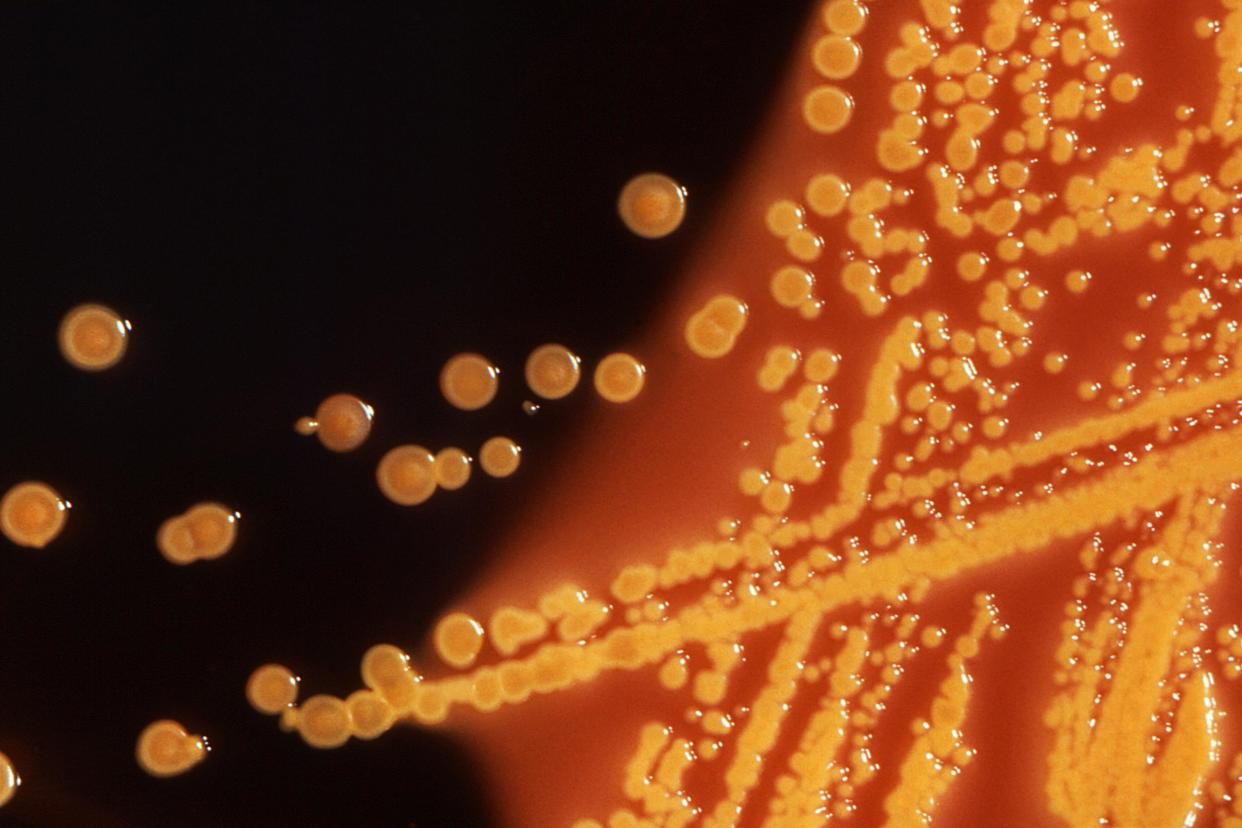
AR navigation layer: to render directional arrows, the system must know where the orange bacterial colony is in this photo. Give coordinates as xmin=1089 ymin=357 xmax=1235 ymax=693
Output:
xmin=594 ymin=353 xmax=648 ymax=404
xmin=526 ymin=344 xmax=583 ymax=400
xmin=155 ymin=502 xmax=239 ymax=565
xmin=441 ymin=352 xmax=501 ymax=411
xmin=134 ymin=720 xmax=208 ymax=778
xmin=245 ymin=664 xmax=300 ymax=716
xmin=57 ymin=303 xmax=130 ymax=371
xmin=376 ymin=444 xmax=438 ymax=506
xmin=0 ymin=752 xmax=17 ymax=808
xmin=13 ymin=0 xmax=1242 ymax=825
xmin=479 ymin=436 xmax=522 ymax=479
xmin=0 ymin=482 xmax=68 ymax=550
xmin=296 ymin=393 xmax=375 ymax=452
xmin=619 ymin=173 xmax=689 ymax=239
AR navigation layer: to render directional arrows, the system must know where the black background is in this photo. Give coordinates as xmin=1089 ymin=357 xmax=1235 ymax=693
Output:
xmin=0 ymin=3 xmax=809 ymax=825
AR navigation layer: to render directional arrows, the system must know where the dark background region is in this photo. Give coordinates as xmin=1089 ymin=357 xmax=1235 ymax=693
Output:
xmin=0 ymin=2 xmax=809 ymax=826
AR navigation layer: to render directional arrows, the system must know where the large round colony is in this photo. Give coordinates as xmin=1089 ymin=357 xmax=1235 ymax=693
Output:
xmin=479 ymin=437 xmax=522 ymax=478
xmin=0 ymin=752 xmax=17 ymax=808
xmin=58 ymin=303 xmax=130 ymax=371
xmin=440 ymin=353 xmax=500 ymax=411
xmin=593 ymin=353 xmax=647 ymax=403
xmin=296 ymin=393 xmax=375 ymax=452
xmin=0 ymin=482 xmax=68 ymax=549
xmin=245 ymin=664 xmax=300 ymax=716
xmin=525 ymin=344 xmax=582 ymax=400
xmin=135 ymin=721 xmax=208 ymax=778
xmin=376 ymin=445 xmax=437 ymax=506
xmin=618 ymin=173 xmax=688 ymax=239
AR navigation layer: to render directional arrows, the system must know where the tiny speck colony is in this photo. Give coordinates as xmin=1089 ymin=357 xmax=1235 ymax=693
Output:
xmin=156 ymin=502 xmax=239 ymax=565
xmin=618 ymin=173 xmax=687 ymax=239
xmin=0 ymin=481 xmax=69 ymax=549
xmin=58 ymin=303 xmax=130 ymax=371
xmin=295 ymin=393 xmax=375 ymax=452
xmin=135 ymin=720 xmax=208 ymax=778
xmin=0 ymin=751 xmax=18 ymax=808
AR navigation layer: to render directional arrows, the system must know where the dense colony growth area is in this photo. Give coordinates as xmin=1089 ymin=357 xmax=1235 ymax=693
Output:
xmin=253 ymin=0 xmax=1242 ymax=825
xmin=9 ymin=0 xmax=1242 ymax=825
